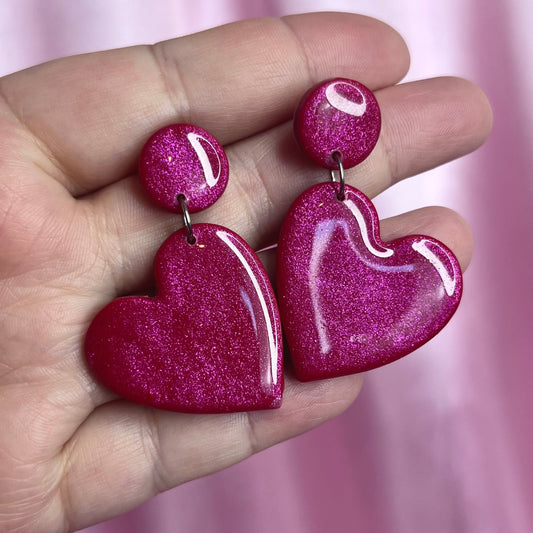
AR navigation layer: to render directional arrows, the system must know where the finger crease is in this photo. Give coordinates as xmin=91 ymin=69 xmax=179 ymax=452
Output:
xmin=377 ymin=120 xmax=400 ymax=188
xmin=230 ymin=149 xmax=276 ymax=245
xmin=0 ymin=84 xmax=77 ymax=192
xmin=142 ymin=409 xmax=167 ymax=496
xmin=148 ymin=43 xmax=192 ymax=124
xmin=278 ymin=17 xmax=315 ymax=87
xmin=244 ymin=411 xmax=262 ymax=457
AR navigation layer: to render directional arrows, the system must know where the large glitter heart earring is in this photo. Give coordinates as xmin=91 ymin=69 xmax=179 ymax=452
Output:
xmin=85 ymin=124 xmax=283 ymax=413
xmin=276 ymin=78 xmax=462 ymax=381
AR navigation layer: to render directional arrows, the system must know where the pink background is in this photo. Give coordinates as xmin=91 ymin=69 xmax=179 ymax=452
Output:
xmin=1 ymin=1 xmax=531 ymax=531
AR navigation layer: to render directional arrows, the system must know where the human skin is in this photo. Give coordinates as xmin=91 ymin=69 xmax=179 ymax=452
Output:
xmin=0 ymin=12 xmax=492 ymax=533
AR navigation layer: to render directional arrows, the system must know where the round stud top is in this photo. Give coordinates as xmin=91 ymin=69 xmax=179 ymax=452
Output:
xmin=294 ymin=78 xmax=381 ymax=170
xmin=139 ymin=124 xmax=229 ymax=213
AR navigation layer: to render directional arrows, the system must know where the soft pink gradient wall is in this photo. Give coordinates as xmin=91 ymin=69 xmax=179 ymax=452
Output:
xmin=1 ymin=1 xmax=531 ymax=532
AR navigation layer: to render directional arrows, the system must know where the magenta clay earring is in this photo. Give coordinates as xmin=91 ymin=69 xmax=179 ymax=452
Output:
xmin=85 ymin=124 xmax=283 ymax=413
xmin=276 ymin=79 xmax=462 ymax=381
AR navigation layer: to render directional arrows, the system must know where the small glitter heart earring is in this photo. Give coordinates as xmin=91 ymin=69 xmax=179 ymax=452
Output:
xmin=85 ymin=124 xmax=283 ymax=413
xmin=276 ymin=78 xmax=463 ymax=381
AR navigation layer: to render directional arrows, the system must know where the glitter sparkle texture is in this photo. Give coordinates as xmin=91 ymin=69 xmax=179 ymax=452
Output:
xmin=139 ymin=124 xmax=229 ymax=213
xmin=294 ymin=78 xmax=381 ymax=170
xmin=85 ymin=224 xmax=283 ymax=413
xmin=276 ymin=183 xmax=463 ymax=381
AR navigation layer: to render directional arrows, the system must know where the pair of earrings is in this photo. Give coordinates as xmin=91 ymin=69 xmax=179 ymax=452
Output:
xmin=85 ymin=78 xmax=462 ymax=414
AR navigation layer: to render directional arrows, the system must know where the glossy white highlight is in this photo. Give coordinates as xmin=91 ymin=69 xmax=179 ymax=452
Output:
xmin=240 ymin=287 xmax=257 ymax=334
xmin=309 ymin=221 xmax=335 ymax=355
xmin=187 ymin=132 xmax=221 ymax=187
xmin=217 ymin=230 xmax=278 ymax=386
xmin=309 ymin=217 xmax=410 ymax=356
xmin=344 ymin=199 xmax=394 ymax=258
xmin=325 ymin=81 xmax=367 ymax=116
xmin=412 ymin=239 xmax=457 ymax=296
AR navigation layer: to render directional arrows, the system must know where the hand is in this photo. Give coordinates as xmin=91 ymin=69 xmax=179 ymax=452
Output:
xmin=0 ymin=13 xmax=491 ymax=532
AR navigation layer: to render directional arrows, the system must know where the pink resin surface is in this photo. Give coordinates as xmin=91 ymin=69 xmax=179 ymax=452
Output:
xmin=277 ymin=183 xmax=462 ymax=381
xmin=86 ymin=224 xmax=283 ymax=413
xmin=139 ymin=124 xmax=229 ymax=213
xmin=294 ymin=78 xmax=381 ymax=169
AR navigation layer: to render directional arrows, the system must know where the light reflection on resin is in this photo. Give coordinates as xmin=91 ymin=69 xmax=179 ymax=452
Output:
xmin=217 ymin=229 xmax=279 ymax=387
xmin=277 ymin=182 xmax=463 ymax=381
xmin=86 ymin=224 xmax=283 ymax=413
xmin=139 ymin=124 xmax=229 ymax=213
xmin=186 ymin=132 xmax=221 ymax=188
xmin=325 ymin=80 xmax=367 ymax=117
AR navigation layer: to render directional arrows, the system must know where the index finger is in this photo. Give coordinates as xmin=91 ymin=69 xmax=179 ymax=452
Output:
xmin=0 ymin=13 xmax=409 ymax=196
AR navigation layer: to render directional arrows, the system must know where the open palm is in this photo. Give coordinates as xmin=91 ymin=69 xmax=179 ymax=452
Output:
xmin=0 ymin=13 xmax=491 ymax=532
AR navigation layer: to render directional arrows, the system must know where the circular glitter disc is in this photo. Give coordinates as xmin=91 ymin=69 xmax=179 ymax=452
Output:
xmin=139 ymin=124 xmax=229 ymax=213
xmin=294 ymin=78 xmax=381 ymax=170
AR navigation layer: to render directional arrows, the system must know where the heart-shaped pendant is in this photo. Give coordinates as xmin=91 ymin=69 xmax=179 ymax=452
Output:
xmin=86 ymin=224 xmax=283 ymax=413
xmin=277 ymin=183 xmax=462 ymax=381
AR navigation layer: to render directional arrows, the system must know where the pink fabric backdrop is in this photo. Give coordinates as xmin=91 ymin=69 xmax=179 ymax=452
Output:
xmin=1 ymin=1 xmax=531 ymax=531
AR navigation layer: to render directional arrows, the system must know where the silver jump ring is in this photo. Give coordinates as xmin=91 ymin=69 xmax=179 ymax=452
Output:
xmin=177 ymin=194 xmax=196 ymax=244
xmin=329 ymin=152 xmax=345 ymax=201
